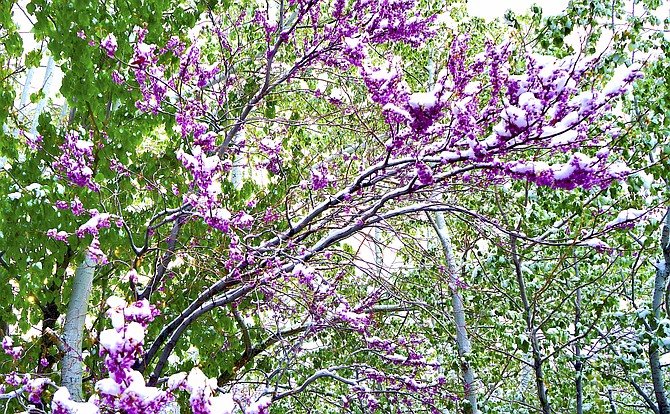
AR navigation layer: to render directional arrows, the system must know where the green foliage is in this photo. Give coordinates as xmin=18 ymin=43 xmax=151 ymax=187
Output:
xmin=1 ymin=0 xmax=670 ymax=413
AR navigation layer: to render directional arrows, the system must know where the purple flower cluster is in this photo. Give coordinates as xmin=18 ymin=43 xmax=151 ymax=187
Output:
xmin=75 ymin=210 xmax=114 ymax=238
xmin=167 ymin=367 xmax=245 ymax=414
xmin=1 ymin=336 xmax=22 ymax=359
xmin=52 ymin=132 xmax=99 ymax=192
xmin=46 ymin=228 xmax=69 ymax=242
xmin=355 ymin=33 xmax=642 ymax=190
xmin=258 ymin=138 xmax=283 ymax=175
xmin=310 ymin=162 xmax=336 ymax=191
xmin=95 ymin=298 xmax=170 ymax=413
xmin=101 ymin=33 xmax=118 ymax=58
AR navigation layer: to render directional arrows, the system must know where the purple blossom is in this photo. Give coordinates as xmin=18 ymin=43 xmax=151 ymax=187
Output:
xmin=53 ymin=132 xmax=99 ymax=191
xmin=88 ymin=237 xmax=108 ymax=265
xmin=101 ymin=33 xmax=118 ymax=58
xmin=46 ymin=228 xmax=69 ymax=242
xmin=111 ymin=70 xmax=125 ymax=85
xmin=71 ymin=198 xmax=85 ymax=216
xmin=1 ymin=336 xmax=22 ymax=359
xmin=310 ymin=162 xmax=335 ymax=190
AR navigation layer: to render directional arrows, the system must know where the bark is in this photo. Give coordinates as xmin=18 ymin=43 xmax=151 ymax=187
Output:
xmin=574 ymin=256 xmax=583 ymax=414
xmin=607 ymin=388 xmax=617 ymax=414
xmin=30 ymin=56 xmax=55 ymax=135
xmin=231 ymin=152 xmax=245 ymax=189
xmin=432 ymin=212 xmax=479 ymax=414
xmin=61 ymin=251 xmax=96 ymax=401
xmin=159 ymin=402 xmax=180 ymax=414
xmin=651 ymin=208 xmax=670 ymax=414
xmin=511 ymin=235 xmax=551 ymax=414
xmin=138 ymin=220 xmax=182 ymax=300
xmin=575 ymin=286 xmax=583 ymax=414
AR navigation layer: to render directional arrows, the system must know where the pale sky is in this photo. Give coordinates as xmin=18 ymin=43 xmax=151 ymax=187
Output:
xmin=468 ymin=0 xmax=570 ymax=20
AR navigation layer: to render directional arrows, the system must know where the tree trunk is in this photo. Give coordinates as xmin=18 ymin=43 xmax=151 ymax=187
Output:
xmin=30 ymin=56 xmax=55 ymax=135
xmin=575 ymin=286 xmax=583 ymax=414
xmin=511 ymin=235 xmax=551 ymax=414
xmin=60 ymin=251 xmax=96 ymax=401
xmin=650 ymin=208 xmax=670 ymax=414
xmin=574 ymin=255 xmax=583 ymax=414
xmin=432 ymin=212 xmax=479 ymax=414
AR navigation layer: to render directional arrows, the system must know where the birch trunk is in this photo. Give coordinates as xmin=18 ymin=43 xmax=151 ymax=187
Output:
xmin=650 ymin=208 xmax=670 ymax=414
xmin=60 ymin=251 xmax=95 ymax=401
xmin=432 ymin=212 xmax=479 ymax=414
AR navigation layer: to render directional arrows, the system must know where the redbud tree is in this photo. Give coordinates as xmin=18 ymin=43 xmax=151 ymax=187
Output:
xmin=0 ymin=0 xmax=660 ymax=413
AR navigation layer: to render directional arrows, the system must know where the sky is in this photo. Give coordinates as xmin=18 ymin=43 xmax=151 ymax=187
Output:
xmin=468 ymin=0 xmax=570 ymax=20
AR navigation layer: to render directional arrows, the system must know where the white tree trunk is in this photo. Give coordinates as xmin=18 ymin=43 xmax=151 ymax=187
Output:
xmin=30 ymin=56 xmax=55 ymax=135
xmin=651 ymin=208 xmax=670 ymax=414
xmin=60 ymin=251 xmax=95 ymax=401
xmin=432 ymin=212 xmax=479 ymax=414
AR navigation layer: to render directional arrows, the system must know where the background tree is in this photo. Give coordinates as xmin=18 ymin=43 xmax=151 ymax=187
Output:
xmin=1 ymin=0 xmax=669 ymax=413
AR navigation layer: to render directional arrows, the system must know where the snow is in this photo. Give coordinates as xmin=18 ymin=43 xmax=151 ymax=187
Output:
xmin=576 ymin=153 xmax=596 ymax=169
xmin=463 ymin=81 xmax=481 ymax=95
xmin=549 ymin=129 xmax=578 ymax=147
xmin=638 ymin=309 xmax=651 ymax=319
xmin=124 ymin=372 xmax=162 ymax=403
xmin=186 ymin=367 xmax=210 ymax=392
xmin=571 ymin=91 xmax=600 ymax=114
xmin=493 ymin=120 xmax=511 ymax=138
xmin=509 ymin=161 xmax=549 ymax=174
xmin=606 ymin=208 xmax=646 ymax=228
xmin=386 ymin=354 xmax=407 ymax=362
xmin=367 ymin=66 xmax=396 ymax=81
xmin=603 ymin=64 xmax=641 ymax=96
xmin=329 ymin=87 xmax=345 ymax=100
xmin=136 ymin=42 xmax=153 ymax=55
xmin=99 ymin=329 xmax=123 ymax=352
xmin=125 ymin=299 xmax=154 ymax=321
xmin=208 ymin=208 xmax=232 ymax=221
xmin=382 ymin=103 xmax=411 ymax=120
xmin=96 ymin=378 xmax=122 ymax=396
xmin=125 ymin=322 xmax=145 ymax=344
xmin=518 ymin=91 xmax=543 ymax=113
xmin=78 ymin=213 xmax=112 ymax=234
xmin=106 ymin=296 xmax=127 ymax=329
xmin=551 ymin=162 xmax=577 ymax=181
xmin=106 ymin=295 xmax=127 ymax=308
xmin=245 ymin=395 xmax=271 ymax=414
xmin=124 ymin=269 xmax=138 ymax=283
xmin=578 ymin=238 xmax=610 ymax=249
xmin=168 ymin=372 xmax=187 ymax=390
xmin=408 ymin=92 xmax=438 ymax=109
xmin=608 ymin=162 xmax=631 ymax=176
xmin=210 ymin=393 xmax=237 ymax=414
xmin=560 ymin=111 xmax=580 ymax=128
xmin=201 ymin=153 xmax=221 ymax=173
xmin=343 ymin=37 xmax=361 ymax=49
xmin=25 ymin=183 xmax=42 ymax=193
xmin=483 ymin=134 xmax=500 ymax=148
xmin=75 ymin=140 xmax=94 ymax=151
xmin=596 ymin=148 xmax=610 ymax=158
xmin=52 ymin=386 xmax=100 ymax=413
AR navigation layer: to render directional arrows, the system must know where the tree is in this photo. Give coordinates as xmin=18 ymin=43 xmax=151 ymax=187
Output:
xmin=0 ymin=0 xmax=667 ymax=413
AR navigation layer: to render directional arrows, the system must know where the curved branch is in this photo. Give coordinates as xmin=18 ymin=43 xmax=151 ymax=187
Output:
xmin=147 ymin=283 xmax=256 ymax=385
xmin=272 ymin=367 xmax=359 ymax=401
xmin=138 ymin=219 xmax=183 ymax=300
